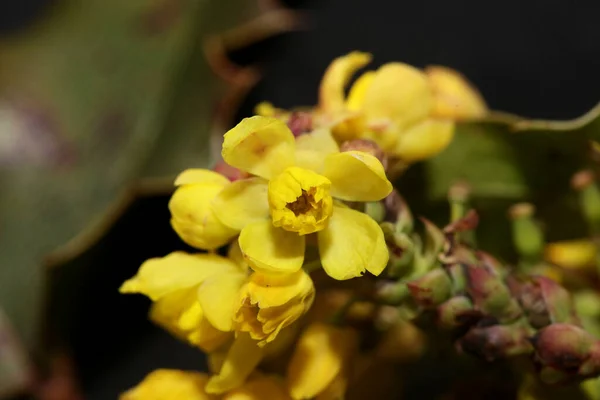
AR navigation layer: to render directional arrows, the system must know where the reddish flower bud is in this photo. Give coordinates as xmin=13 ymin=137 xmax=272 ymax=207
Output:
xmin=532 ymin=323 xmax=600 ymax=383
xmin=465 ymin=264 xmax=521 ymax=323
xmin=407 ymin=269 xmax=452 ymax=308
xmin=437 ymin=295 xmax=477 ymax=329
xmin=508 ymin=276 xmax=578 ymax=329
xmin=213 ymin=160 xmax=249 ymax=181
xmin=287 ymin=111 xmax=313 ymax=136
xmin=459 ymin=322 xmax=533 ymax=362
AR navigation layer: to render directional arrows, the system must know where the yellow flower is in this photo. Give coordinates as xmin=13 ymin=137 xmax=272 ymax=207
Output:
xmin=317 ymin=52 xmax=486 ymax=163
xmin=120 ymin=251 xmax=244 ymax=352
xmin=204 ymin=333 xmax=264 ymax=394
xmin=169 ymin=169 xmax=238 ymax=250
xmin=223 ymin=374 xmax=292 ymax=400
xmin=120 ymin=369 xmax=217 ymax=400
xmin=544 ymin=239 xmax=598 ymax=270
xmin=234 ymin=270 xmax=315 ymax=345
xmin=425 ymin=65 xmax=488 ymax=120
xmin=286 ymin=323 xmax=358 ymax=400
xmin=212 ymin=116 xmax=391 ymax=280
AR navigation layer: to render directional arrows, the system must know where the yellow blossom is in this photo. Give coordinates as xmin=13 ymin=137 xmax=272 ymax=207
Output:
xmin=169 ymin=169 xmax=238 ymax=250
xmin=204 ymin=333 xmax=264 ymax=394
xmin=316 ymin=52 xmax=486 ymax=163
xmin=234 ymin=270 xmax=315 ymax=345
xmin=286 ymin=323 xmax=358 ymax=400
xmin=121 ymin=248 xmax=314 ymax=394
xmin=223 ymin=374 xmax=292 ymax=400
xmin=425 ymin=65 xmax=488 ymax=120
xmin=120 ymin=369 xmax=217 ymax=400
xmin=544 ymin=239 xmax=598 ymax=270
xmin=119 ymin=251 xmax=243 ymax=352
xmin=211 ymin=116 xmax=391 ymax=280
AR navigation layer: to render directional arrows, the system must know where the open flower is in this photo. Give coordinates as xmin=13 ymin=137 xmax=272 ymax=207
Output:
xmin=120 ymin=369 xmax=217 ymax=400
xmin=119 ymin=251 xmax=241 ymax=352
xmin=317 ymin=52 xmax=487 ymax=163
xmin=286 ymin=322 xmax=359 ymax=400
xmin=169 ymin=169 xmax=238 ymax=250
xmin=212 ymin=116 xmax=392 ymax=280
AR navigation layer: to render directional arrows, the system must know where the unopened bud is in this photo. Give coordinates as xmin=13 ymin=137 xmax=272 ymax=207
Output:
xmin=459 ymin=322 xmax=533 ymax=361
xmin=384 ymin=190 xmax=413 ymax=233
xmin=572 ymin=170 xmax=600 ymax=235
xmin=532 ymin=324 xmax=600 ymax=383
xmin=287 ymin=111 xmax=313 ymax=137
xmin=340 ymin=139 xmax=388 ymax=170
xmin=508 ymin=276 xmax=578 ymax=329
xmin=213 ymin=160 xmax=249 ymax=181
xmin=437 ymin=295 xmax=476 ymax=329
xmin=407 ymin=269 xmax=452 ymax=308
xmin=508 ymin=203 xmax=544 ymax=266
xmin=381 ymin=223 xmax=414 ymax=278
xmin=465 ymin=264 xmax=521 ymax=323
xmin=365 ymin=201 xmax=386 ymax=223
xmin=375 ymin=280 xmax=409 ymax=305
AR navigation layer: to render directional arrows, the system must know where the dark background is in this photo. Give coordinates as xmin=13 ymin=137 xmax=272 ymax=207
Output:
xmin=3 ymin=0 xmax=600 ymax=398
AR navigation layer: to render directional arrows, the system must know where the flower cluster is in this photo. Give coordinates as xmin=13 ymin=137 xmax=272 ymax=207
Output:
xmin=120 ymin=89 xmax=397 ymax=396
xmin=257 ymin=51 xmax=487 ymax=164
xmin=120 ymin=52 xmax=600 ymax=399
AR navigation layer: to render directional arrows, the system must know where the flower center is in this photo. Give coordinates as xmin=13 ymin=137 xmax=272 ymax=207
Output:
xmin=268 ymin=166 xmax=333 ymax=235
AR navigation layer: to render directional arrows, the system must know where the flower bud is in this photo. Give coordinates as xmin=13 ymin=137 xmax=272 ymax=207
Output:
xmin=365 ymin=201 xmax=386 ymax=223
xmin=532 ymin=323 xmax=600 ymax=383
xmin=508 ymin=276 xmax=578 ymax=329
xmin=213 ymin=160 xmax=249 ymax=182
xmin=465 ymin=264 xmax=521 ymax=323
xmin=572 ymin=170 xmax=600 ymax=235
xmin=407 ymin=269 xmax=452 ymax=308
xmin=459 ymin=323 xmax=533 ymax=361
xmin=437 ymin=295 xmax=476 ymax=329
xmin=287 ymin=111 xmax=313 ymax=137
xmin=508 ymin=203 xmax=544 ymax=265
xmin=375 ymin=280 xmax=409 ymax=305
xmin=383 ymin=190 xmax=413 ymax=232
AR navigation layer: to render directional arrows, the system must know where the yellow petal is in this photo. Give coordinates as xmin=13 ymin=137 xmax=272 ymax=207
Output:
xmin=239 ymin=220 xmax=306 ymax=274
xmin=247 ymin=269 xmax=315 ymax=308
xmin=120 ymin=369 xmax=217 ymax=400
xmin=295 ymin=128 xmax=340 ymax=173
xmin=346 ymin=71 xmax=375 ymax=111
xmin=174 ymin=169 xmax=231 ymax=186
xmin=206 ymin=334 xmax=264 ymax=394
xmin=224 ymin=375 xmax=292 ymax=400
xmin=362 ymin=63 xmax=432 ymax=129
xmin=544 ymin=239 xmax=598 ymax=270
xmin=323 ymin=151 xmax=392 ymax=202
xmin=315 ymin=374 xmax=348 ymax=400
xmin=212 ymin=178 xmax=270 ymax=230
xmin=286 ymin=323 xmax=358 ymax=399
xmin=198 ymin=270 xmax=247 ymax=332
xmin=119 ymin=252 xmax=240 ymax=301
xmin=319 ymin=51 xmax=372 ymax=114
xmin=228 ymin=241 xmax=249 ymax=271
xmin=222 ymin=116 xmax=296 ymax=179
xmin=169 ymin=183 xmax=238 ymax=250
xmin=394 ymin=119 xmax=454 ymax=162
xmin=426 ymin=65 xmax=488 ymax=120
xmin=149 ymin=288 xmax=231 ymax=352
xmin=318 ymin=207 xmax=389 ymax=280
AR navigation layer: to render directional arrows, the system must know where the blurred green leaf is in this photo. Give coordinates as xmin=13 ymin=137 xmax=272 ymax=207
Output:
xmin=0 ymin=0 xmax=283 ymax=347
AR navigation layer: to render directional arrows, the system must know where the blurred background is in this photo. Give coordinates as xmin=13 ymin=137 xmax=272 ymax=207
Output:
xmin=1 ymin=0 xmax=600 ymax=398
